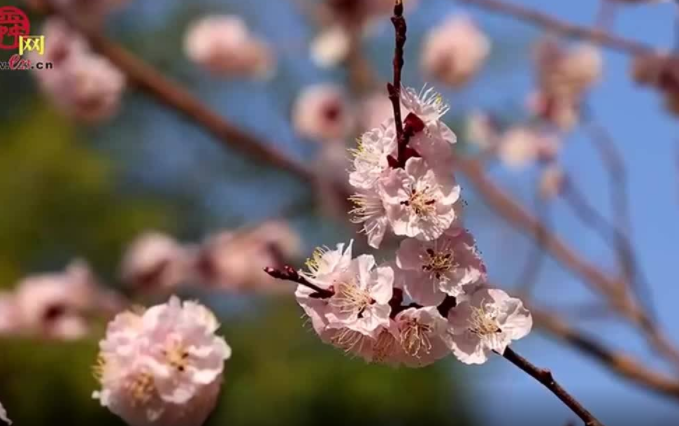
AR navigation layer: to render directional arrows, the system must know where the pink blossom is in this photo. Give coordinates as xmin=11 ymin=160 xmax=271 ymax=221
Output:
xmin=31 ymin=18 xmax=125 ymax=122
xmin=392 ymin=307 xmax=450 ymax=367
xmin=447 ymin=287 xmax=533 ymax=364
xmin=184 ymin=15 xmax=275 ymax=79
xmin=13 ymin=260 xmax=100 ymax=340
xmin=349 ymin=188 xmax=389 ymax=249
xmin=293 ymin=84 xmax=354 ymax=142
xmin=380 ymin=157 xmax=461 ymax=241
xmin=121 ymin=232 xmax=193 ymax=293
xmin=466 ymin=110 xmax=498 ymax=150
xmin=421 ymin=15 xmax=490 ymax=87
xmin=349 ymin=119 xmax=397 ymax=190
xmin=311 ymin=26 xmax=351 ymax=68
xmin=296 ymin=243 xmax=394 ymax=341
xmin=196 ymin=221 xmax=300 ymax=293
xmin=497 ymin=126 xmax=560 ymax=169
xmin=396 ymin=230 xmax=486 ymax=305
xmin=93 ymin=297 xmax=231 ymax=426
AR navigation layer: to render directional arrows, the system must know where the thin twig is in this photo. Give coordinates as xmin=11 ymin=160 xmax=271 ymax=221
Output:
xmin=515 ymin=175 xmax=551 ymax=295
xmin=457 ymin=0 xmax=658 ymax=57
xmin=263 ymin=266 xmax=334 ymax=298
xmin=533 ymin=307 xmax=679 ymax=400
xmin=502 ymin=347 xmax=605 ymax=426
xmin=388 ymin=0 xmax=406 ymax=139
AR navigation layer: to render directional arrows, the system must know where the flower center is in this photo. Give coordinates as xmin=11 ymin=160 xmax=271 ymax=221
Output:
xmin=305 ymin=246 xmax=328 ymax=276
xmin=330 ymin=281 xmax=374 ymax=317
xmin=421 ymin=248 xmax=457 ymax=280
xmin=162 ymin=342 xmax=190 ymax=372
xmin=399 ymin=318 xmax=433 ymax=357
xmin=124 ymin=369 xmax=156 ymax=406
xmin=401 ymin=185 xmax=437 ymax=217
xmin=468 ymin=304 xmax=502 ymax=338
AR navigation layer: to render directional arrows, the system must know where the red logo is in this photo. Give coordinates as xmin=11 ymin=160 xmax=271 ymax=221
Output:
xmin=0 ymin=6 xmax=30 ymax=51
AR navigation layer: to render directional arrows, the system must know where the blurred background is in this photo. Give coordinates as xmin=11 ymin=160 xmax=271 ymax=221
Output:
xmin=1 ymin=0 xmax=679 ymax=425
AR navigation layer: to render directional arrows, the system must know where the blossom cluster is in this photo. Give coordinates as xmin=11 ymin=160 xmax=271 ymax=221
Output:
xmin=93 ymin=297 xmax=231 ymax=426
xmin=294 ymin=87 xmax=533 ymax=366
xmin=0 ymin=260 xmax=123 ymax=340
xmin=121 ymin=221 xmax=300 ymax=295
xmin=30 ymin=18 xmax=126 ymax=123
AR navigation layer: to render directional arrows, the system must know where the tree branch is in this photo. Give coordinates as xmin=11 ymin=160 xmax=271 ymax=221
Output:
xmin=456 ymin=0 xmax=658 ymax=57
xmin=502 ymin=347 xmax=605 ymax=426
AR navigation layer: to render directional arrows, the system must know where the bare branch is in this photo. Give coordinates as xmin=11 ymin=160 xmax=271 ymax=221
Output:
xmin=502 ymin=347 xmax=605 ymax=426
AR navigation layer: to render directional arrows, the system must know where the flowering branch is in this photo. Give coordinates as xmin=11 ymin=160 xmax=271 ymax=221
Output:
xmin=263 ymin=266 xmax=334 ymax=298
xmin=501 ymin=347 xmax=605 ymax=426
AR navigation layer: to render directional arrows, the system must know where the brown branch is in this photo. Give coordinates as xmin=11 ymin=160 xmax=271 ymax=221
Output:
xmin=263 ymin=265 xmax=334 ymax=298
xmin=457 ymin=0 xmax=657 ymax=57
xmin=502 ymin=347 xmax=606 ymax=426
xmin=533 ymin=307 xmax=679 ymax=400
xmin=387 ymin=0 xmax=408 ymax=166
xmin=43 ymin=3 xmax=315 ymax=184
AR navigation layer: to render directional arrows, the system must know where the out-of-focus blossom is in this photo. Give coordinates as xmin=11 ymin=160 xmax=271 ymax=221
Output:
xmin=0 ymin=401 xmax=10 ymax=425
xmin=531 ymin=38 xmax=602 ymax=130
xmin=196 ymin=221 xmax=300 ymax=292
xmin=311 ymin=25 xmax=351 ymax=68
xmin=13 ymin=260 xmax=101 ymax=339
xmin=465 ymin=110 xmax=498 ymax=150
xmin=25 ymin=0 xmax=130 ymax=18
xmin=357 ymin=92 xmax=394 ymax=132
xmin=396 ymin=229 xmax=486 ymax=305
xmin=292 ymin=84 xmax=354 ymax=142
xmin=93 ymin=297 xmax=231 ymax=426
xmin=447 ymin=287 xmax=533 ymax=364
xmin=497 ymin=126 xmax=560 ymax=169
xmin=0 ymin=292 xmax=20 ymax=335
xmin=421 ymin=15 xmax=490 ymax=87
xmin=539 ymin=164 xmax=565 ymax=200
xmin=31 ymin=18 xmax=126 ymax=123
xmin=317 ymin=0 xmax=414 ymax=29
xmin=121 ymin=232 xmax=193 ymax=294
xmin=184 ymin=15 xmax=275 ymax=79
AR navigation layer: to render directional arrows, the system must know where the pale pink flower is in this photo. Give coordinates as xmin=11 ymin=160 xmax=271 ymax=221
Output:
xmin=196 ymin=222 xmax=300 ymax=293
xmin=296 ymin=243 xmax=394 ymax=341
xmin=293 ymin=84 xmax=354 ymax=142
xmin=324 ymin=254 xmax=393 ymax=336
xmin=13 ymin=260 xmax=100 ymax=339
xmin=400 ymin=86 xmax=451 ymax=126
xmin=396 ymin=230 xmax=486 ymax=305
xmin=0 ymin=401 xmax=10 ymax=425
xmin=466 ymin=110 xmax=498 ymax=149
xmin=447 ymin=287 xmax=533 ymax=365
xmin=421 ymin=15 xmax=490 ymax=87
xmin=392 ymin=307 xmax=451 ymax=367
xmin=121 ymin=232 xmax=193 ymax=293
xmin=93 ymin=296 xmax=231 ymax=426
xmin=349 ymin=188 xmax=389 ymax=249
xmin=380 ymin=157 xmax=461 ymax=241
xmin=31 ymin=18 xmax=125 ymax=122
xmin=497 ymin=126 xmax=560 ymax=169
xmin=531 ymin=39 xmax=602 ymax=129
xmin=349 ymin=119 xmax=397 ymax=190
xmin=184 ymin=15 xmax=275 ymax=79
xmin=311 ymin=26 xmax=351 ymax=68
